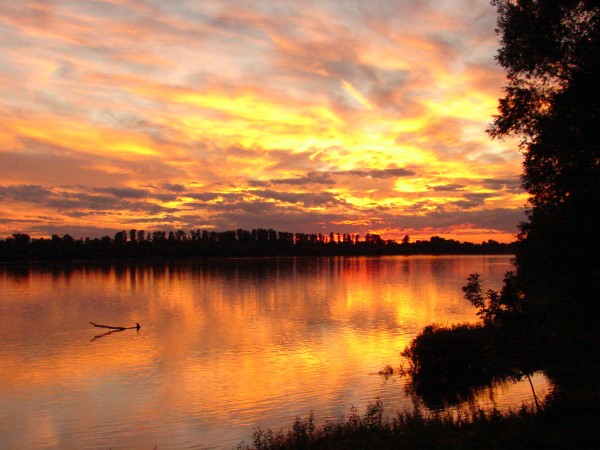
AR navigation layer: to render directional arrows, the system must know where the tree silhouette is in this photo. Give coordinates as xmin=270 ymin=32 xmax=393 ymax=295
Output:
xmin=489 ymin=0 xmax=600 ymax=303
xmin=0 ymin=228 xmax=514 ymax=261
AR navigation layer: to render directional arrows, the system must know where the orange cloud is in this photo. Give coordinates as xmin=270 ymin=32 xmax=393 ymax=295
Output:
xmin=0 ymin=0 xmax=524 ymax=241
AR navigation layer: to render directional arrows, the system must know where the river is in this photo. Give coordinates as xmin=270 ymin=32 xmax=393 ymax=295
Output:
xmin=0 ymin=255 xmax=549 ymax=449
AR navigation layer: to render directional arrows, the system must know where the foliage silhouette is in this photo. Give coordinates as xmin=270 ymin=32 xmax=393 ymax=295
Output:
xmin=238 ymin=395 xmax=600 ymax=450
xmin=0 ymin=229 xmax=514 ymax=261
xmin=395 ymin=271 xmax=536 ymax=410
xmin=462 ymin=271 xmax=523 ymax=326
xmin=488 ymin=0 xmax=600 ymax=305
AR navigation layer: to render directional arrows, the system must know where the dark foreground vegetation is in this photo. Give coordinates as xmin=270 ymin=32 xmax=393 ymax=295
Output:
xmin=238 ymin=1 xmax=600 ymax=448
xmin=237 ymin=269 xmax=600 ymax=449
xmin=0 ymin=230 xmax=513 ymax=261
xmin=238 ymin=395 xmax=599 ymax=450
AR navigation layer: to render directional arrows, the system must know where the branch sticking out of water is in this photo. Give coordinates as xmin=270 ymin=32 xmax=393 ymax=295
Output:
xmin=90 ymin=321 xmax=140 ymax=330
xmin=89 ymin=321 xmax=141 ymax=342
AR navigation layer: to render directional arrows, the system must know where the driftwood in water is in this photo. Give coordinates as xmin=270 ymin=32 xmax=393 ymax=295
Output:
xmin=90 ymin=321 xmax=140 ymax=330
xmin=89 ymin=322 xmax=140 ymax=341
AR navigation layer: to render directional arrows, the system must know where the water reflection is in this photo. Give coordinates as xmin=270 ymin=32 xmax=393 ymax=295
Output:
xmin=399 ymin=370 xmax=548 ymax=413
xmin=0 ymin=256 xmax=549 ymax=449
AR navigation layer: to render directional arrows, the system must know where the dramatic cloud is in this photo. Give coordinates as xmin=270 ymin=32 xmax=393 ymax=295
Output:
xmin=268 ymin=172 xmax=336 ymax=186
xmin=335 ymin=168 xmax=416 ymax=179
xmin=93 ymin=187 xmax=152 ymax=199
xmin=0 ymin=0 xmax=524 ymax=242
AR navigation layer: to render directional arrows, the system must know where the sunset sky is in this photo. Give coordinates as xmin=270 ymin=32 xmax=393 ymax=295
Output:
xmin=0 ymin=0 xmax=526 ymax=243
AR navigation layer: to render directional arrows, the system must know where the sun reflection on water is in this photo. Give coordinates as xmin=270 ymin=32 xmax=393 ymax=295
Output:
xmin=0 ymin=256 xmax=550 ymax=448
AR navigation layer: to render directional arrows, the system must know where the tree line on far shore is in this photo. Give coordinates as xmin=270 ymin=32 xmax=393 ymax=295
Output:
xmin=0 ymin=229 xmax=515 ymax=261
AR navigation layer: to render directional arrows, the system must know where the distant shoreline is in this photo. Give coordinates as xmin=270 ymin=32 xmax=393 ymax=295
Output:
xmin=0 ymin=231 xmax=516 ymax=262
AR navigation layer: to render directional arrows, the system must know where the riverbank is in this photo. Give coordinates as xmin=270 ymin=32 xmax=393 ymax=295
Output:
xmin=238 ymin=290 xmax=600 ymax=449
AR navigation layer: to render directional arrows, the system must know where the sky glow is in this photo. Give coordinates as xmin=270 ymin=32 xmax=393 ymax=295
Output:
xmin=0 ymin=0 xmax=526 ymax=242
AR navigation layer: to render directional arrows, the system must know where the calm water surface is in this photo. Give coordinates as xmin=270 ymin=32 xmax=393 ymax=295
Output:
xmin=0 ymin=256 xmax=549 ymax=449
